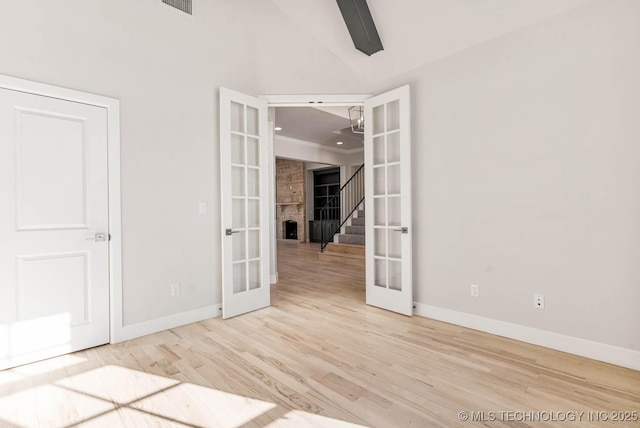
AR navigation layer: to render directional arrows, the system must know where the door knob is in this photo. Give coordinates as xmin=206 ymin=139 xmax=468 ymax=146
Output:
xmin=225 ymin=229 xmax=240 ymax=236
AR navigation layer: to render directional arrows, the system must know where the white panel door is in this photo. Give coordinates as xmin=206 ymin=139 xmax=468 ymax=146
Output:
xmin=219 ymin=88 xmax=270 ymax=319
xmin=365 ymin=85 xmax=413 ymax=316
xmin=0 ymin=88 xmax=110 ymax=370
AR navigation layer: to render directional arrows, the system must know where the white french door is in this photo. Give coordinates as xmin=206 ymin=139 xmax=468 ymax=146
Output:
xmin=0 ymin=88 xmax=110 ymax=370
xmin=219 ymin=88 xmax=270 ymax=319
xmin=364 ymin=85 xmax=413 ymax=316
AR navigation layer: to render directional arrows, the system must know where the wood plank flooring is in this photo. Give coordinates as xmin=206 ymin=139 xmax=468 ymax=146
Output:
xmin=0 ymin=241 xmax=638 ymax=427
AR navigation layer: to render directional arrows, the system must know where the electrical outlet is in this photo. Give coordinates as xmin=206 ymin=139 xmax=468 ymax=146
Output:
xmin=198 ymin=201 xmax=207 ymax=214
xmin=470 ymin=284 xmax=479 ymax=297
xmin=534 ymin=294 xmax=545 ymax=309
xmin=171 ymin=283 xmax=180 ymax=296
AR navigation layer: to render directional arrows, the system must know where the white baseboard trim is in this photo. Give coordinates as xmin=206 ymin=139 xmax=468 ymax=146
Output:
xmin=413 ymin=302 xmax=640 ymax=371
xmin=112 ymin=303 xmax=222 ymax=343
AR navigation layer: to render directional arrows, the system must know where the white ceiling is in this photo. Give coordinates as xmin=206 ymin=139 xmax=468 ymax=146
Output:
xmin=269 ymin=0 xmax=593 ymax=148
xmin=275 ymin=107 xmax=363 ymax=151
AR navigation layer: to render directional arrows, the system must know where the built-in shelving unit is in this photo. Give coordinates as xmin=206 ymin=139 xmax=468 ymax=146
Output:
xmin=309 ymin=167 xmax=340 ymax=243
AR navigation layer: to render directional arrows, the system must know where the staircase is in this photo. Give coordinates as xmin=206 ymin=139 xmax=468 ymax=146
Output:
xmin=318 ymin=207 xmax=365 ymax=268
xmin=336 ymin=208 xmax=365 ymax=245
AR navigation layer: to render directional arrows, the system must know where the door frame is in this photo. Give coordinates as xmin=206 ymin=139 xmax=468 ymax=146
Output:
xmin=259 ymin=93 xmax=372 ymax=285
xmin=0 ymin=74 xmax=124 ymax=344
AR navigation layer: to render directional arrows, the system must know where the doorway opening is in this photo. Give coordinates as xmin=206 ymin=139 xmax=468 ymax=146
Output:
xmin=220 ymin=87 xmax=412 ymax=319
xmin=269 ymin=103 xmax=367 ymax=300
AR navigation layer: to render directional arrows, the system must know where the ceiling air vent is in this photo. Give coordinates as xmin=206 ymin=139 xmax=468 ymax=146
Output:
xmin=162 ymin=0 xmax=192 ymax=15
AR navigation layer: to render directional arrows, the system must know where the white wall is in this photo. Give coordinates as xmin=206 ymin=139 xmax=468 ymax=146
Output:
xmin=0 ymin=0 xmax=252 ymax=326
xmin=380 ymin=0 xmax=640 ymax=353
xmin=0 ymin=0 xmax=365 ymax=332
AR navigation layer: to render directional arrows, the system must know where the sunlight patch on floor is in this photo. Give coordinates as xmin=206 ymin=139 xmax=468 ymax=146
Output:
xmin=82 ymin=407 xmax=193 ymax=427
xmin=0 ymin=383 xmax=115 ymax=427
xmin=134 ymin=382 xmax=277 ymax=427
xmin=55 ymin=365 xmax=179 ymax=404
xmin=267 ymin=410 xmax=369 ymax=427
xmin=0 ymin=363 xmax=366 ymax=427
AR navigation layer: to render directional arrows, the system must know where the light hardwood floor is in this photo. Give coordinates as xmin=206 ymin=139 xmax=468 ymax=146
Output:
xmin=1 ymin=241 xmax=638 ymax=427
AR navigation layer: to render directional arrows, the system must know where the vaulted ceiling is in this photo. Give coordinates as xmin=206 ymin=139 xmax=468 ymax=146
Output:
xmin=268 ymin=0 xmax=594 ymax=147
xmin=268 ymin=0 xmax=594 ymax=85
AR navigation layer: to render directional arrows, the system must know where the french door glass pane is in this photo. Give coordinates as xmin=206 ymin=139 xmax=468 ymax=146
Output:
xmin=373 ymin=136 xmax=385 ymax=165
xmin=387 ymin=164 xmax=401 ymax=194
xmin=233 ymin=262 xmax=246 ymax=294
xmin=388 ymin=196 xmax=401 ymax=226
xmin=247 ymin=199 xmax=260 ymax=227
xmin=388 ymin=260 xmax=402 ymax=291
xmin=232 ymin=199 xmax=246 ymax=228
xmin=232 ymin=167 xmax=245 ymax=196
xmin=374 ymin=198 xmax=385 ymax=226
xmin=231 ymin=133 xmax=244 ymax=164
xmin=247 ymin=137 xmax=260 ymax=166
xmin=232 ymin=231 xmax=246 ymax=262
xmin=373 ymin=105 xmax=385 ymax=134
xmin=388 ymin=230 xmax=401 ymax=259
xmin=231 ymin=102 xmax=244 ymax=133
xmin=387 ymin=132 xmax=400 ymax=163
xmin=373 ymin=167 xmax=385 ymax=196
xmin=374 ymin=259 xmax=386 ymax=288
xmin=387 ymin=100 xmax=400 ymax=131
xmin=248 ymin=230 xmax=260 ymax=259
xmin=248 ymin=261 xmax=260 ymax=290
xmin=247 ymin=168 xmax=260 ymax=197
xmin=374 ymin=228 xmax=386 ymax=257
xmin=247 ymin=106 xmax=259 ymax=136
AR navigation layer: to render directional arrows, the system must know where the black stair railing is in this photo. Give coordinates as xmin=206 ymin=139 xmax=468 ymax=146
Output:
xmin=319 ymin=164 xmax=365 ymax=252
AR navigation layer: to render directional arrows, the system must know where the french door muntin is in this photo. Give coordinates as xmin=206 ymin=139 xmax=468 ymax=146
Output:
xmin=365 ymin=85 xmax=413 ymax=316
xmin=220 ymin=88 xmax=269 ymax=319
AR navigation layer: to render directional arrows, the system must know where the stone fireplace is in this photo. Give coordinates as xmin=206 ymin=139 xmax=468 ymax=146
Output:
xmin=276 ymin=158 xmax=306 ymax=242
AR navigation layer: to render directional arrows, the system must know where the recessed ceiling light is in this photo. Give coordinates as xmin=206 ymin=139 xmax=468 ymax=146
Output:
xmin=336 ymin=141 xmax=343 ymax=145
xmin=274 ymin=127 xmax=282 ymax=131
